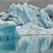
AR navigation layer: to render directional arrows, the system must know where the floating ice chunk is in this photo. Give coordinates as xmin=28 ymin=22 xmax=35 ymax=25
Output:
xmin=0 ymin=21 xmax=20 ymax=51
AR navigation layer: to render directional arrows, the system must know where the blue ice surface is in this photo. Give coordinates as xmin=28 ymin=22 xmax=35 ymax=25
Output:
xmin=9 ymin=3 xmax=41 ymax=25
xmin=0 ymin=3 xmax=52 ymax=53
xmin=0 ymin=22 xmax=20 ymax=51
xmin=39 ymin=9 xmax=52 ymax=28
xmin=9 ymin=3 xmax=52 ymax=28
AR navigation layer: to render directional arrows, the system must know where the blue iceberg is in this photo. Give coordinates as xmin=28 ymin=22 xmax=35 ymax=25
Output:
xmin=0 ymin=21 xmax=20 ymax=51
xmin=0 ymin=3 xmax=53 ymax=53
xmin=9 ymin=3 xmax=52 ymax=28
xmin=9 ymin=3 xmax=40 ymax=25
xmin=40 ymin=9 xmax=52 ymax=28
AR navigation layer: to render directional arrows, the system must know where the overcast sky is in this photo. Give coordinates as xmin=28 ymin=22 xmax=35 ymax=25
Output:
xmin=0 ymin=0 xmax=53 ymax=12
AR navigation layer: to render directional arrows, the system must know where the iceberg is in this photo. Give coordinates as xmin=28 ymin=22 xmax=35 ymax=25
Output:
xmin=9 ymin=3 xmax=41 ymax=25
xmin=0 ymin=3 xmax=53 ymax=53
xmin=9 ymin=3 xmax=30 ymax=24
xmin=9 ymin=4 xmax=53 ymax=53
xmin=40 ymin=9 xmax=52 ymax=28
xmin=0 ymin=21 xmax=20 ymax=51
xmin=9 ymin=3 xmax=53 ymax=28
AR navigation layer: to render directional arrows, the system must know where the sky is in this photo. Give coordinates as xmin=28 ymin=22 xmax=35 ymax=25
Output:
xmin=0 ymin=0 xmax=53 ymax=12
